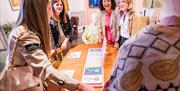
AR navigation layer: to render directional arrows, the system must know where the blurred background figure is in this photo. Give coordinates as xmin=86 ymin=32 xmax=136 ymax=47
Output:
xmin=104 ymin=0 xmax=180 ymax=90
xmin=116 ymin=0 xmax=134 ymax=46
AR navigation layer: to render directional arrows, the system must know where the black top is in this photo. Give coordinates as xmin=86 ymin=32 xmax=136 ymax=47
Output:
xmin=50 ymin=14 xmax=74 ymax=48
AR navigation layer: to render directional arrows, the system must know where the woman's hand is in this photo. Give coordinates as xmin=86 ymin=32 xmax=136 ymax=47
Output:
xmin=76 ymin=83 xmax=96 ymax=91
xmin=114 ymin=42 xmax=119 ymax=48
xmin=61 ymin=41 xmax=67 ymax=50
xmin=61 ymin=38 xmax=69 ymax=50
xmin=48 ymin=49 xmax=56 ymax=62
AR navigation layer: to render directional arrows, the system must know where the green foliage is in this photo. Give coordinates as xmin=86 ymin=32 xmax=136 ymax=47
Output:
xmin=2 ymin=23 xmax=13 ymax=36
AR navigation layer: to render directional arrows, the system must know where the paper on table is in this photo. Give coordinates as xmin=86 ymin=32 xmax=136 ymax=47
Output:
xmin=68 ymin=51 xmax=81 ymax=59
xmin=61 ymin=70 xmax=75 ymax=78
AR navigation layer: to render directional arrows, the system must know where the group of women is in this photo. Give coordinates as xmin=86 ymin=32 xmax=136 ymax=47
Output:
xmin=82 ymin=0 xmax=134 ymax=48
xmin=2 ymin=0 xmax=173 ymax=90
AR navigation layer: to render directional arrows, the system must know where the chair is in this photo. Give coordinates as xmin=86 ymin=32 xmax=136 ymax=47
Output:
xmin=71 ymin=16 xmax=79 ymax=39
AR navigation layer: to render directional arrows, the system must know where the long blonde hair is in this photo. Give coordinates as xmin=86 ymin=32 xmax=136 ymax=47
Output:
xmin=16 ymin=0 xmax=51 ymax=54
xmin=116 ymin=0 xmax=134 ymax=16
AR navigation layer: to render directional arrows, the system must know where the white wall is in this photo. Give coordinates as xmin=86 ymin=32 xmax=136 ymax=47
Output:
xmin=133 ymin=0 xmax=144 ymax=16
xmin=68 ymin=0 xmax=84 ymax=12
xmin=0 ymin=0 xmax=19 ymax=25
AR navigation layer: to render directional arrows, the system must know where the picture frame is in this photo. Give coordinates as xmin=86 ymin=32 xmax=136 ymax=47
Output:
xmin=9 ymin=0 xmax=21 ymax=11
xmin=89 ymin=0 xmax=100 ymax=8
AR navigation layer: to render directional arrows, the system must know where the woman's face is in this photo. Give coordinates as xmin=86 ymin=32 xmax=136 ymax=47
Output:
xmin=117 ymin=0 xmax=129 ymax=11
xmin=53 ymin=0 xmax=63 ymax=16
xmin=102 ymin=0 xmax=112 ymax=11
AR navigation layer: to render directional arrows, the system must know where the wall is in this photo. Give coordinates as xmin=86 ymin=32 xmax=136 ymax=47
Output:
xmin=68 ymin=0 xmax=85 ymax=26
xmin=133 ymin=0 xmax=144 ymax=16
xmin=68 ymin=0 xmax=100 ymax=25
xmin=0 ymin=0 xmax=19 ymax=25
xmin=84 ymin=0 xmax=99 ymax=25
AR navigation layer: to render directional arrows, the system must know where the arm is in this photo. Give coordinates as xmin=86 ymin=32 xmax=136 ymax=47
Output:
xmin=114 ymin=14 xmax=120 ymax=48
xmin=18 ymin=31 xmax=78 ymax=90
xmin=61 ymin=37 xmax=69 ymax=50
xmin=62 ymin=14 xmax=74 ymax=42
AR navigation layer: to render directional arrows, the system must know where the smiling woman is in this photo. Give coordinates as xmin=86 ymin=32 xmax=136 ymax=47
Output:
xmin=9 ymin=0 xmax=21 ymax=11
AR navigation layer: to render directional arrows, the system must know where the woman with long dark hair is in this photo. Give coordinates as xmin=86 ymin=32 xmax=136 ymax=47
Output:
xmin=0 ymin=0 xmax=95 ymax=90
xmin=50 ymin=0 xmax=73 ymax=55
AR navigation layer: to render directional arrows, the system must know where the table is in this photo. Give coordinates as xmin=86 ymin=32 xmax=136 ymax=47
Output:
xmin=48 ymin=44 xmax=118 ymax=91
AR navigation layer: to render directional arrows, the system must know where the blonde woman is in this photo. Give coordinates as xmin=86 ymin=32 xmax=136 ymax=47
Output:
xmin=116 ymin=0 xmax=134 ymax=46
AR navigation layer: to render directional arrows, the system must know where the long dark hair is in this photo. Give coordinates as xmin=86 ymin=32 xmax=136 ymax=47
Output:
xmin=99 ymin=0 xmax=116 ymax=11
xmin=16 ymin=0 xmax=50 ymax=54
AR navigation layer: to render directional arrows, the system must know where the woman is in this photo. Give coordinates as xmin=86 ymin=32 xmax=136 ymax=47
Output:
xmin=116 ymin=0 xmax=134 ymax=46
xmin=50 ymin=0 xmax=73 ymax=54
xmin=0 ymin=0 xmax=95 ymax=90
xmin=96 ymin=0 xmax=119 ymax=48
xmin=104 ymin=0 xmax=180 ymax=90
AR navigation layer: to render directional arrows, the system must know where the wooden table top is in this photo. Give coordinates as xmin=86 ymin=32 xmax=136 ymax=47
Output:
xmin=57 ymin=44 xmax=118 ymax=90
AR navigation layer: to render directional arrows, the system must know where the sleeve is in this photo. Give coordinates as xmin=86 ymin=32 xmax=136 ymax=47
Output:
xmin=49 ymin=19 xmax=60 ymax=47
xmin=115 ymin=14 xmax=120 ymax=43
xmin=104 ymin=43 xmax=143 ymax=91
xmin=17 ymin=31 xmax=78 ymax=91
xmin=63 ymin=14 xmax=74 ymax=41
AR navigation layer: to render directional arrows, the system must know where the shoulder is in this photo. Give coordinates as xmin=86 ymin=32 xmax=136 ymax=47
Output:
xmin=50 ymin=18 xmax=58 ymax=25
xmin=14 ymin=25 xmax=40 ymax=44
xmin=8 ymin=25 xmax=41 ymax=49
xmin=9 ymin=25 xmax=27 ymax=38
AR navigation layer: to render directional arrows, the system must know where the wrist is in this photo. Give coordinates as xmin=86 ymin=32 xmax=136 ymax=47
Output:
xmin=76 ymin=83 xmax=80 ymax=90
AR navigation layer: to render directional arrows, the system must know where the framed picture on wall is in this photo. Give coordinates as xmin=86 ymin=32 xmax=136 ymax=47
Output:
xmin=89 ymin=0 xmax=100 ymax=8
xmin=9 ymin=0 xmax=21 ymax=11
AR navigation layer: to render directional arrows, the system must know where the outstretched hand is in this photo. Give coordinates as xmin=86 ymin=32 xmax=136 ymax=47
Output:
xmin=76 ymin=83 xmax=96 ymax=91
